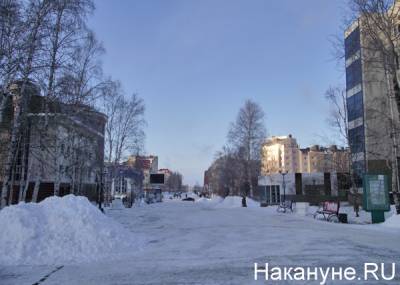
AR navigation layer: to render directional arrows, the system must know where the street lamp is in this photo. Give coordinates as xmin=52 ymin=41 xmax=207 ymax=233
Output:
xmin=279 ymin=169 xmax=288 ymax=203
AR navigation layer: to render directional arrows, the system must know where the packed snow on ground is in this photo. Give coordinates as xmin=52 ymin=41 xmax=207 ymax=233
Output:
xmin=382 ymin=212 xmax=400 ymax=229
xmin=196 ymin=196 xmax=223 ymax=206
xmin=196 ymin=195 xmax=259 ymax=209
xmin=214 ymin=196 xmax=259 ymax=208
xmin=1 ymin=198 xmax=400 ymax=285
xmin=0 ymin=195 xmax=143 ymax=266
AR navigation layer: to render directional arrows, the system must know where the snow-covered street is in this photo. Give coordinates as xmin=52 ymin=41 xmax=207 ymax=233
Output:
xmin=1 ymin=198 xmax=400 ymax=285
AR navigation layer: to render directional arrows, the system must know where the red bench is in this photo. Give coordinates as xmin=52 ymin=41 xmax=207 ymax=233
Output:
xmin=313 ymin=201 xmax=340 ymax=222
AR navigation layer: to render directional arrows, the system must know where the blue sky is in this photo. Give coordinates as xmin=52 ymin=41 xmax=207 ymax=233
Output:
xmin=89 ymin=0 xmax=346 ymax=186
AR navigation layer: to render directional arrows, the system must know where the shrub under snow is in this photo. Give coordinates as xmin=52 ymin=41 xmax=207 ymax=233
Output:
xmin=0 ymin=195 xmax=142 ymax=265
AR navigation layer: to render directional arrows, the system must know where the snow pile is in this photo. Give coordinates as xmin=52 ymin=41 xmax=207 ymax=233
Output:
xmin=196 ymin=196 xmax=223 ymax=204
xmin=196 ymin=196 xmax=223 ymax=209
xmin=382 ymin=213 xmax=400 ymax=229
xmin=196 ymin=197 xmax=211 ymax=204
xmin=214 ymin=196 xmax=259 ymax=209
xmin=0 ymin=195 xmax=142 ymax=266
xmin=196 ymin=196 xmax=260 ymax=209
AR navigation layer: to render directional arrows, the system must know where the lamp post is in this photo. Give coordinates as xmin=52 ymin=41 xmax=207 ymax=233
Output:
xmin=279 ymin=169 xmax=288 ymax=203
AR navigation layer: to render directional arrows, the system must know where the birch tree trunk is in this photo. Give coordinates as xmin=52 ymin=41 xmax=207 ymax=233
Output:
xmin=32 ymin=175 xmax=41 ymax=203
xmin=17 ymin=137 xmax=27 ymax=203
xmin=54 ymin=148 xmax=61 ymax=196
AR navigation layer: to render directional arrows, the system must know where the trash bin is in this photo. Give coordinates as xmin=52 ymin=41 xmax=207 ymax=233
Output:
xmin=338 ymin=213 xmax=348 ymax=224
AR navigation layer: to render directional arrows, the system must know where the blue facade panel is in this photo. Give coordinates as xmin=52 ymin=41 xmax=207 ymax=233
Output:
xmin=352 ymin=160 xmax=365 ymax=186
xmin=346 ymin=59 xmax=362 ymax=91
xmin=345 ymin=27 xmax=366 ymax=183
xmin=345 ymin=27 xmax=360 ymax=59
xmin=347 ymin=91 xmax=364 ymax=121
xmin=348 ymin=125 xmax=365 ymax=154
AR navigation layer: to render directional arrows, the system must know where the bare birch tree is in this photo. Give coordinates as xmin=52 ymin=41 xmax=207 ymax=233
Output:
xmin=325 ymin=86 xmax=360 ymax=200
xmin=102 ymin=82 xmax=146 ymax=164
xmin=227 ymin=100 xmax=266 ymax=200
xmin=0 ymin=0 xmax=23 ymax=103
xmin=0 ymin=0 xmax=53 ymax=208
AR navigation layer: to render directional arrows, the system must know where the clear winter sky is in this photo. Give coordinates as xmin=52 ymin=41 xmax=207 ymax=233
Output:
xmin=89 ymin=0 xmax=347 ymax=186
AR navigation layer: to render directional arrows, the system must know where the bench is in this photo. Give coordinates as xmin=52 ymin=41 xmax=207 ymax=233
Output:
xmin=313 ymin=201 xmax=340 ymax=222
xmin=277 ymin=200 xmax=294 ymax=213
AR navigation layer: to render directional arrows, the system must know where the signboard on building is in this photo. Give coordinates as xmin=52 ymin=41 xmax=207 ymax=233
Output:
xmin=363 ymin=174 xmax=390 ymax=212
xmin=150 ymin=173 xmax=165 ymax=184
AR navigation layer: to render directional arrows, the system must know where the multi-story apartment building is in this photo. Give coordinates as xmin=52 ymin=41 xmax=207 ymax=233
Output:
xmin=261 ymin=135 xmax=349 ymax=175
xmin=158 ymin=168 xmax=172 ymax=181
xmin=261 ymin=135 xmax=299 ymax=174
xmin=345 ymin=11 xmax=400 ymax=189
xmin=299 ymin=145 xmax=349 ymax=174
xmin=0 ymin=81 xmax=107 ymax=205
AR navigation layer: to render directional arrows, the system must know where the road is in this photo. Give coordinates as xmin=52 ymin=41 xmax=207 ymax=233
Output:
xmin=1 ymin=199 xmax=399 ymax=284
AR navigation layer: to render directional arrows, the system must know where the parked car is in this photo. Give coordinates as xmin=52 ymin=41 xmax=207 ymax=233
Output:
xmin=182 ymin=197 xmax=195 ymax=202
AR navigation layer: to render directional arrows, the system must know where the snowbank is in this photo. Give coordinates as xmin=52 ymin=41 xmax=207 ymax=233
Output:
xmin=196 ymin=196 xmax=223 ymax=204
xmin=0 ymin=195 xmax=142 ymax=265
xmin=196 ymin=196 xmax=259 ymax=209
xmin=214 ymin=196 xmax=259 ymax=209
xmin=382 ymin=213 xmax=400 ymax=229
xmin=196 ymin=196 xmax=223 ymax=209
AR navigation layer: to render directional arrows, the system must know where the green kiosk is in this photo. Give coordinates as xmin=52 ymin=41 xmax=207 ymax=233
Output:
xmin=363 ymin=174 xmax=390 ymax=223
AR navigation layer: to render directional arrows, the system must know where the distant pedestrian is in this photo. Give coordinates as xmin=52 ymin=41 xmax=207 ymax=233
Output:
xmin=242 ymin=196 xmax=247 ymax=207
xmin=354 ymin=197 xmax=360 ymax=217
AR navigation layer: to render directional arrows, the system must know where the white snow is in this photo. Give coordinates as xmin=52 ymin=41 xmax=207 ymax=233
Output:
xmin=196 ymin=196 xmax=224 ymax=205
xmin=215 ymin=196 xmax=259 ymax=208
xmin=0 ymin=195 xmax=143 ymax=266
xmin=1 ymin=198 xmax=400 ymax=284
xmin=382 ymin=212 xmax=400 ymax=229
xmin=297 ymin=202 xmax=398 ymax=225
xmin=197 ymin=195 xmax=259 ymax=209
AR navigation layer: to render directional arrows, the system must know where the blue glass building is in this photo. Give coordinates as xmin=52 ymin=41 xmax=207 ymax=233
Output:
xmin=345 ymin=20 xmax=400 ymax=192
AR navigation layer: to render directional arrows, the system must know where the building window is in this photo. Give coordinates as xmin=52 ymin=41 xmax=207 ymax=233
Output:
xmin=347 ymin=91 xmax=363 ymax=121
xmin=346 ymin=58 xmax=362 ymax=90
xmin=345 ymin=27 xmax=360 ymax=59
xmin=349 ymin=125 xmax=365 ymax=154
xmin=265 ymin=185 xmax=280 ymax=205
